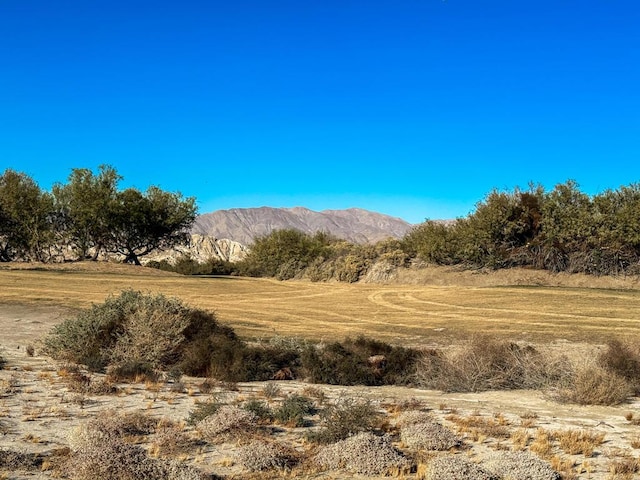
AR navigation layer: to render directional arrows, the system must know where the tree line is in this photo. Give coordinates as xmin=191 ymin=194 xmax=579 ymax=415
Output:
xmin=2 ymin=168 xmax=639 ymax=278
xmin=0 ymin=166 xmax=196 ymax=265
xmin=236 ymin=180 xmax=640 ymax=280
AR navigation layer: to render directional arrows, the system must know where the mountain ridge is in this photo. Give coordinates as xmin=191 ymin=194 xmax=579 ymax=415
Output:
xmin=192 ymin=206 xmax=413 ymax=245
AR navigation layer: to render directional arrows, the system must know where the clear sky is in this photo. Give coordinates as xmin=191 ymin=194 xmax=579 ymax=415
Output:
xmin=1 ymin=1 xmax=638 ymax=224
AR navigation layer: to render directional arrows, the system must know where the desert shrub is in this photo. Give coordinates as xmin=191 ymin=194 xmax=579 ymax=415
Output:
xmin=417 ymin=337 xmax=572 ymax=393
xmin=598 ymin=339 xmax=640 ymax=393
xmin=274 ymin=394 xmax=316 ymax=427
xmin=152 ymin=420 xmax=195 ymax=455
xmin=485 ymin=451 xmax=561 ymax=480
xmin=401 ymin=421 xmax=462 ymax=451
xmin=44 ymin=290 xmax=232 ymax=374
xmin=107 ymin=360 xmax=158 ymax=382
xmin=557 ymin=365 xmax=632 ymax=405
xmin=397 ymin=409 xmax=433 ymax=425
xmin=90 ymin=410 xmax=157 ymax=437
xmin=301 ymin=335 xmax=419 ymax=386
xmin=424 ymin=455 xmax=498 ymax=480
xmin=0 ymin=352 xmax=5 ymax=369
xmin=315 ymin=432 xmax=410 ymax=475
xmin=243 ymin=398 xmax=274 ymax=422
xmin=235 ymin=440 xmax=298 ymax=471
xmin=66 ymin=421 xmax=211 ymax=480
xmin=196 ymin=405 xmax=257 ymax=442
xmin=308 ymin=396 xmax=380 ymax=444
xmin=187 ymin=398 xmax=221 ymax=425
xmin=0 ymin=449 xmax=42 ymax=471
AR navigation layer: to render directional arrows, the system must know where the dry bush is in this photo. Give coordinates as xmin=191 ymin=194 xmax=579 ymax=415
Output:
xmin=196 ymin=405 xmax=257 ymax=442
xmin=0 ymin=375 xmax=19 ymax=397
xmin=397 ymin=409 xmax=434 ymax=426
xmin=446 ymin=413 xmax=511 ymax=441
xmin=608 ymin=455 xmax=639 ymax=477
xmin=152 ymin=420 xmax=194 ymax=456
xmin=556 ymin=366 xmax=632 ymax=405
xmin=511 ymin=428 xmax=532 ymax=450
xmin=66 ymin=420 xmax=213 ymax=480
xmin=417 ymin=336 xmax=572 ymax=393
xmin=554 ymin=429 xmax=605 ymax=456
xmin=423 ymin=455 xmax=498 ymax=480
xmin=90 ymin=410 xmax=157 ymax=437
xmin=598 ymin=339 xmax=640 ymax=393
xmin=315 ymin=432 xmax=410 ymax=475
xmin=530 ymin=429 xmax=554 ymax=459
xmin=485 ymin=451 xmax=561 ymax=480
xmin=0 ymin=449 xmax=42 ymax=471
xmin=401 ymin=421 xmax=462 ymax=451
xmin=235 ymin=440 xmax=299 ymax=471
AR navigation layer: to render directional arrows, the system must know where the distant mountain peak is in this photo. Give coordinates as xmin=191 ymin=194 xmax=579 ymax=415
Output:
xmin=192 ymin=207 xmax=412 ymax=245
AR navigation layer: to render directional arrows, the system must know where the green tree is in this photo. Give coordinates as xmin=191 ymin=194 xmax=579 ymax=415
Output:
xmin=0 ymin=169 xmax=54 ymax=261
xmin=52 ymin=165 xmax=121 ymax=260
xmin=540 ymin=180 xmax=595 ymax=271
xmin=106 ymin=186 xmax=197 ymax=265
xmin=240 ymin=229 xmax=333 ymax=279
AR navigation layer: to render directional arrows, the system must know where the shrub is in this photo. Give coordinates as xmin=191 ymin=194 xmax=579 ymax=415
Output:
xmin=235 ymin=440 xmax=298 ymax=471
xmin=400 ymin=421 xmax=462 ymax=451
xmin=243 ymin=398 xmax=274 ymax=422
xmin=484 ymin=451 xmax=561 ymax=480
xmin=557 ymin=366 xmax=632 ymax=406
xmin=416 ymin=337 xmax=572 ymax=393
xmin=66 ymin=421 xmax=210 ymax=480
xmin=274 ymin=394 xmax=316 ymax=427
xmin=196 ymin=405 xmax=257 ymax=442
xmin=0 ymin=352 xmax=6 ymax=369
xmin=315 ymin=432 xmax=410 ymax=475
xmin=187 ymin=398 xmax=221 ymax=426
xmin=598 ymin=339 xmax=640 ymax=393
xmin=308 ymin=396 xmax=380 ymax=444
xmin=44 ymin=290 xmax=232 ymax=374
xmin=301 ymin=336 xmax=420 ymax=386
xmin=424 ymin=455 xmax=498 ymax=480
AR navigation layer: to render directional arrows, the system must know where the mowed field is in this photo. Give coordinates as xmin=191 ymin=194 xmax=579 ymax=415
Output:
xmin=2 ymin=262 xmax=640 ymax=345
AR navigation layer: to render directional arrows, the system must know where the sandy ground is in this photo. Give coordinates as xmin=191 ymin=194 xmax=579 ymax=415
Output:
xmin=1 ymin=303 xmax=640 ymax=479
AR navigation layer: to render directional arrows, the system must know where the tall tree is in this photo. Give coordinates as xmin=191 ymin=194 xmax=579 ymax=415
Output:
xmin=52 ymin=165 xmax=121 ymax=260
xmin=106 ymin=186 xmax=197 ymax=265
xmin=0 ymin=169 xmax=54 ymax=261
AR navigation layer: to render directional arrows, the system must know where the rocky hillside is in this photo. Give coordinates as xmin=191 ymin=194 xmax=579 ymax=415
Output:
xmin=192 ymin=207 xmax=412 ymax=245
xmin=143 ymin=234 xmax=248 ymax=264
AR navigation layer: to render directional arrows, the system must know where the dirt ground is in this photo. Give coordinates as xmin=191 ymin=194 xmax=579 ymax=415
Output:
xmin=1 ymin=303 xmax=640 ymax=479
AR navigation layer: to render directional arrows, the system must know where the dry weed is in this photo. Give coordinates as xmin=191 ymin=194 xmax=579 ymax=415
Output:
xmin=555 ymin=429 xmax=605 ymax=456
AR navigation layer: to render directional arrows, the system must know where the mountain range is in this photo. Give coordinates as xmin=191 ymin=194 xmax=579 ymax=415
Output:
xmin=192 ymin=207 xmax=413 ymax=245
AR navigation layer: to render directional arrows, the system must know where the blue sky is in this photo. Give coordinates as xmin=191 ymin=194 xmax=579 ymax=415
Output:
xmin=1 ymin=1 xmax=638 ymax=223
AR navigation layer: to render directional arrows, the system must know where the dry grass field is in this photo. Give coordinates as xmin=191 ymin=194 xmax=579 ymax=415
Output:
xmin=1 ymin=261 xmax=639 ymax=344
xmin=3 ymin=262 xmax=640 ymax=479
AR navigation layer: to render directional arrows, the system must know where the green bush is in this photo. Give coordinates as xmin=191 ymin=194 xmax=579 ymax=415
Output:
xmin=307 ymin=397 xmax=380 ymax=444
xmin=187 ymin=398 xmax=221 ymax=426
xmin=274 ymin=394 xmax=316 ymax=427
xmin=243 ymin=399 xmax=274 ymax=422
xmin=301 ymin=336 xmax=420 ymax=386
xmin=44 ymin=289 xmax=237 ymax=374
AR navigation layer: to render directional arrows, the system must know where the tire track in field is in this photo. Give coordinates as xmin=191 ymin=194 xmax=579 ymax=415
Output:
xmin=367 ymin=290 xmax=640 ymax=324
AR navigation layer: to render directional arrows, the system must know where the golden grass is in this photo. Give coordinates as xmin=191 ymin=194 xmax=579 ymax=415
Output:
xmin=1 ymin=262 xmax=640 ymax=344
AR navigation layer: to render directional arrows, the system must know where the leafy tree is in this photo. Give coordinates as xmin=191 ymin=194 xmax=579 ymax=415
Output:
xmin=0 ymin=169 xmax=54 ymax=261
xmin=52 ymin=165 xmax=121 ymax=260
xmin=240 ymin=229 xmax=334 ymax=279
xmin=106 ymin=186 xmax=197 ymax=265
